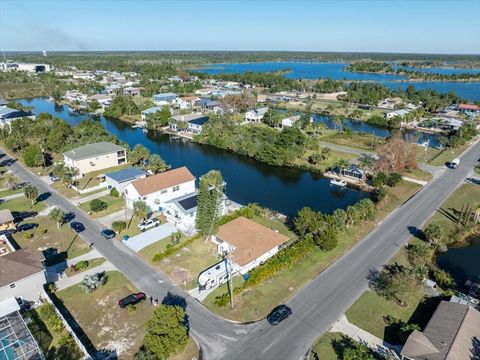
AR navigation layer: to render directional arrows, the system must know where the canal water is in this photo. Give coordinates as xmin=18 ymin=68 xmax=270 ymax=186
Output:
xmin=18 ymin=97 xmax=369 ymax=218
xmin=198 ymin=62 xmax=480 ymax=101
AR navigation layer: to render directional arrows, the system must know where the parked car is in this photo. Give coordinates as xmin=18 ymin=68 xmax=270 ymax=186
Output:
xmin=70 ymin=222 xmax=85 ymax=233
xmin=137 ymin=218 xmax=160 ymax=232
xmin=118 ymin=293 xmax=146 ymax=308
xmin=16 ymin=223 xmax=39 ymax=232
xmin=48 ymin=172 xmax=60 ymax=182
xmin=267 ymin=305 xmax=292 ymax=325
xmin=12 ymin=211 xmax=38 ymax=223
xmin=101 ymin=229 xmax=116 ymax=239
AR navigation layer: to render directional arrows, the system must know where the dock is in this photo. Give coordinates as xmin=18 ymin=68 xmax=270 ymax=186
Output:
xmin=324 ymin=172 xmax=373 ymax=191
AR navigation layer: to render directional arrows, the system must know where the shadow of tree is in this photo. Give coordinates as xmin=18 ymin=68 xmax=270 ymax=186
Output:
xmin=472 ymin=336 xmax=480 ymax=360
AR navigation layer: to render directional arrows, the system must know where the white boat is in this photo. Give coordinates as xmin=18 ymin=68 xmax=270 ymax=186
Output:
xmin=330 ymin=179 xmax=347 ymax=187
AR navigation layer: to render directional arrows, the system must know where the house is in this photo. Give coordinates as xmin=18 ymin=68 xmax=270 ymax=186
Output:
xmin=0 ymin=249 xmax=46 ymax=304
xmin=400 ymin=300 xmax=480 ymax=360
xmin=122 ymin=86 xmax=141 ymax=97
xmin=65 ymin=90 xmax=88 ymax=102
xmin=0 ymin=297 xmax=45 ymax=359
xmin=170 ymin=113 xmax=209 ymax=133
xmin=0 ymin=210 xmax=16 ymax=232
xmin=153 ymin=92 xmax=178 ymax=106
xmin=141 ymin=106 xmax=162 ymax=122
xmin=244 ymin=107 xmax=269 ymax=123
xmin=0 ymin=62 xmax=50 ymax=73
xmin=105 ymin=84 xmax=121 ymax=95
xmin=0 ymin=107 xmax=35 ymax=127
xmin=63 ymin=142 xmax=127 ymax=176
xmin=105 ymin=167 xmax=147 ymax=194
xmin=175 ymin=96 xmax=199 ymax=110
xmin=385 ymin=109 xmax=411 ymax=119
xmin=458 ymin=103 xmax=480 ymax=117
xmin=281 ymin=115 xmax=301 ymax=128
xmin=72 ymin=72 xmax=95 ymax=80
xmin=340 ymin=165 xmax=365 ymax=181
xmin=200 ymin=99 xmax=223 ymax=114
xmin=211 ymin=216 xmax=289 ymax=274
xmin=89 ymin=94 xmax=113 ymax=108
xmin=378 ymin=97 xmax=404 ymax=110
xmin=124 ymin=166 xmax=195 ymax=212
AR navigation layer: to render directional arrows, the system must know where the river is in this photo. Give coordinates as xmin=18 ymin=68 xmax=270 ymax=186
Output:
xmin=198 ymin=62 xmax=480 ymax=101
xmin=18 ymin=97 xmax=369 ymax=219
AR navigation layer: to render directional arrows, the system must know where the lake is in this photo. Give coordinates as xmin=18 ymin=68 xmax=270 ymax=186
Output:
xmin=18 ymin=97 xmax=369 ymax=219
xmin=198 ymin=62 xmax=480 ymax=101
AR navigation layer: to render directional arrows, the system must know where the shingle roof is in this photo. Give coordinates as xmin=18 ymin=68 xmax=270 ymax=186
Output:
xmin=0 ymin=209 xmax=14 ymax=224
xmin=167 ymin=192 xmax=198 ymax=215
xmin=63 ymin=142 xmax=125 ymax=161
xmin=0 ymin=249 xmax=44 ymax=288
xmin=105 ymin=167 xmax=146 ymax=183
xmin=172 ymin=113 xmax=208 ymax=123
xmin=130 ymin=167 xmax=195 ymax=196
xmin=217 ymin=217 xmax=289 ymax=266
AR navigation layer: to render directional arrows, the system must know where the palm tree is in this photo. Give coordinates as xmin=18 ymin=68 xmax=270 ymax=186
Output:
xmin=133 ymin=201 xmax=150 ymax=220
xmin=24 ymin=185 xmax=38 ymax=208
xmin=3 ymin=173 xmax=20 ymax=190
xmin=49 ymin=207 xmax=65 ymax=229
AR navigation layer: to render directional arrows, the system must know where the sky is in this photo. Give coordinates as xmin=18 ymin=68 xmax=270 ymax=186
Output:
xmin=0 ymin=0 xmax=479 ymax=54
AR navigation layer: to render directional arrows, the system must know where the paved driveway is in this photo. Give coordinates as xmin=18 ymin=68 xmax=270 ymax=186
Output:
xmin=123 ymin=222 xmax=177 ymax=252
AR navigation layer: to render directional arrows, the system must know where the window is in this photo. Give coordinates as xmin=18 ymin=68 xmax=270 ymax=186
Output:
xmin=172 ymin=185 xmax=180 ymax=192
xmin=161 ymin=190 xmax=167 ymax=194
xmin=125 ymin=189 xmax=128 ymax=195
xmin=118 ymin=158 xmax=126 ymax=165
xmin=9 ymin=283 xmax=16 ymax=289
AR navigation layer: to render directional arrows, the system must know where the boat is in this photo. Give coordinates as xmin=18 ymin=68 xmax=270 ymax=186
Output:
xmin=330 ymin=179 xmax=347 ymax=187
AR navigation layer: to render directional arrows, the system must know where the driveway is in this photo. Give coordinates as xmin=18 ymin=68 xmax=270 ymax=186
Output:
xmin=123 ymin=222 xmax=177 ymax=252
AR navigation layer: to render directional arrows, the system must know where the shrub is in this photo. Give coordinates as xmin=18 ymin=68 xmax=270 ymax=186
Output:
xmin=371 ymin=187 xmax=387 ymax=203
xmin=39 ymin=304 xmax=64 ymax=333
xmin=90 ymin=199 xmax=108 ymax=213
xmin=112 ymin=221 xmax=127 ymax=234
xmin=371 ymin=172 xmax=388 ymax=187
xmin=80 ymin=272 xmax=108 ymax=293
xmin=110 ymin=187 xmax=120 ymax=197
xmin=387 ymin=173 xmax=403 ymax=187
xmin=57 ymin=332 xmax=74 ymax=346
xmin=24 ymin=233 xmax=34 ymax=239
xmin=75 ymin=260 xmax=89 ymax=270
xmin=40 ymin=228 xmax=48 ymax=234
xmin=127 ymin=304 xmax=137 ymax=313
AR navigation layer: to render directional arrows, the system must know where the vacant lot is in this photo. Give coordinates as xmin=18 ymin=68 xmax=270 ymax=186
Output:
xmin=79 ymin=195 xmax=124 ymax=218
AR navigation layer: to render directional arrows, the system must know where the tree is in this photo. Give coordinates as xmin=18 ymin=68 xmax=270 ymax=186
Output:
xmin=23 ymin=144 xmax=43 ymax=167
xmin=147 ymin=154 xmax=168 ymax=174
xmin=196 ymin=170 xmax=224 ymax=238
xmin=112 ymin=221 xmax=127 ymax=234
xmin=423 ymin=223 xmax=444 ymax=246
xmin=130 ymin=144 xmax=150 ymax=166
xmin=90 ymin=199 xmax=107 ymax=213
xmin=375 ymin=136 xmax=417 ymax=173
xmin=176 ymin=120 xmax=188 ymax=133
xmin=293 ymin=207 xmax=317 ymax=238
xmin=143 ymin=305 xmax=188 ymax=359
xmin=49 ymin=207 xmax=65 ymax=229
xmin=110 ymin=187 xmax=119 ymax=197
xmin=262 ymin=109 xmax=282 ymax=128
xmin=146 ymin=106 xmax=171 ymax=130
xmin=24 ymin=185 xmax=38 ymax=208
xmin=407 ymin=242 xmax=432 ymax=266
xmin=87 ymin=100 xmax=100 ymax=113
xmin=2 ymin=173 xmax=20 ymax=190
xmin=133 ymin=200 xmax=150 ymax=220
xmin=375 ymin=264 xmax=420 ymax=306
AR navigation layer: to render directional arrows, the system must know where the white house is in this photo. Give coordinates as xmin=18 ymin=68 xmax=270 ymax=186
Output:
xmin=385 ymin=109 xmax=411 ymax=119
xmin=0 ymin=62 xmax=50 ymax=73
xmin=244 ymin=107 xmax=269 ymax=123
xmin=65 ymin=90 xmax=88 ymax=102
xmin=0 ymin=107 xmax=35 ymax=128
xmin=170 ymin=113 xmax=209 ymax=133
xmin=281 ymin=115 xmax=301 ymax=128
xmin=378 ymin=97 xmax=403 ymax=110
xmin=141 ymin=106 xmax=162 ymax=122
xmin=105 ymin=167 xmax=147 ymax=194
xmin=124 ymin=166 xmax=195 ymax=212
xmin=153 ymin=92 xmax=178 ymax=106
xmin=174 ymin=96 xmax=199 ymax=110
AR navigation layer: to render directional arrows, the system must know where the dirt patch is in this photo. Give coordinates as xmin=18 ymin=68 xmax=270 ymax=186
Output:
xmin=171 ymin=266 xmax=193 ymax=285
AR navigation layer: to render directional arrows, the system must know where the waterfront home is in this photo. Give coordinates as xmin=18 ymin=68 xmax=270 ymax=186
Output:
xmin=0 ymin=107 xmax=35 ymax=127
xmin=200 ymin=99 xmax=223 ymax=114
xmin=339 ymin=165 xmax=365 ymax=181
xmin=458 ymin=103 xmax=480 ymax=115
xmin=0 ymin=249 xmax=46 ymax=304
xmin=153 ymin=92 xmax=179 ymax=106
xmin=105 ymin=167 xmax=147 ymax=194
xmin=141 ymin=106 xmax=162 ymax=122
xmin=124 ymin=166 xmax=195 ymax=212
xmin=65 ymin=90 xmax=88 ymax=102
xmin=400 ymin=300 xmax=480 ymax=360
xmin=281 ymin=115 xmax=301 ymax=128
xmin=122 ymin=86 xmax=141 ymax=97
xmin=63 ymin=142 xmax=127 ymax=176
xmin=385 ymin=109 xmax=411 ymax=119
xmin=0 ymin=210 xmax=15 ymax=232
xmin=175 ymin=96 xmax=199 ymax=110
xmin=378 ymin=97 xmax=403 ymax=110
xmin=89 ymin=94 xmax=113 ymax=108
xmin=244 ymin=107 xmax=269 ymax=123
xmin=170 ymin=113 xmax=209 ymax=133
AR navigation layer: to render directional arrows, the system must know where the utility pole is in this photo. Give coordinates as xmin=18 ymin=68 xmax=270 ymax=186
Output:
xmin=224 ymin=248 xmax=234 ymax=309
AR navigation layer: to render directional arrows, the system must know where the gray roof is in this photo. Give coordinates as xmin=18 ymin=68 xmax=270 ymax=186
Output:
xmin=141 ymin=106 xmax=162 ymax=115
xmin=172 ymin=113 xmax=208 ymax=122
xmin=105 ymin=167 xmax=146 ymax=183
xmin=0 ymin=107 xmax=33 ymax=119
xmin=64 ymin=142 xmax=125 ymax=161
xmin=153 ymin=92 xmax=178 ymax=99
xmin=0 ymin=249 xmax=44 ymax=288
xmin=0 ymin=209 xmax=14 ymax=224
xmin=167 ymin=192 xmax=198 ymax=215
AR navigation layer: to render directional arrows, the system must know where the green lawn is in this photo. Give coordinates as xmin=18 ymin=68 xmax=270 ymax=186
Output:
xmin=321 ymin=131 xmax=386 ymax=151
xmin=402 ymin=168 xmax=433 ymax=182
xmin=0 ymin=195 xmax=47 ymax=212
xmin=204 ymin=182 xmax=422 ymax=321
xmin=65 ymin=258 xmax=106 ymax=277
xmin=139 ymin=233 xmax=189 ymax=262
xmin=79 ymin=195 xmax=125 ymax=218
xmin=423 ymin=141 xmax=473 ymax=167
xmin=310 ymin=332 xmax=346 ymax=360
xmin=294 ymin=148 xmax=357 ymax=173
xmin=0 ymin=187 xmax=23 ymax=198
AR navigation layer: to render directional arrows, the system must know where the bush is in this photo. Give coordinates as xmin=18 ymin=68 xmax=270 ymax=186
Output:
xmin=90 ymin=199 xmax=108 ymax=213
xmin=24 ymin=233 xmax=34 ymax=239
xmin=111 ymin=220 xmax=126 ymax=234
xmin=387 ymin=173 xmax=403 ymax=187
xmin=75 ymin=260 xmax=89 ymax=270
xmin=371 ymin=187 xmax=387 ymax=203
xmin=40 ymin=228 xmax=48 ymax=234
xmin=127 ymin=304 xmax=137 ymax=313
xmin=110 ymin=187 xmax=120 ymax=197
xmin=371 ymin=172 xmax=388 ymax=187
xmin=39 ymin=304 xmax=64 ymax=333
xmin=23 ymin=144 xmax=43 ymax=167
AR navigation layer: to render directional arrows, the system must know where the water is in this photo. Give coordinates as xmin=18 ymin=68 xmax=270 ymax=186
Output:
xmin=18 ymin=97 xmax=369 ymax=218
xmin=198 ymin=62 xmax=480 ymax=101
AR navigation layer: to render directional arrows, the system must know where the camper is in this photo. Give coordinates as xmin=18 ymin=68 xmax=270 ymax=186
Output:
xmin=449 ymin=158 xmax=460 ymax=169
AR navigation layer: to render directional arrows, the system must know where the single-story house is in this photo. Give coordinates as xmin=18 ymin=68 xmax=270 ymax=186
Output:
xmin=105 ymin=167 xmax=147 ymax=194
xmin=244 ymin=107 xmax=269 ymax=123
xmin=281 ymin=115 xmax=301 ymax=128
xmin=400 ymin=300 xmax=480 ymax=360
xmin=124 ymin=166 xmax=195 ymax=212
xmin=63 ymin=142 xmax=127 ymax=176
xmin=141 ymin=106 xmax=162 ymax=122
xmin=0 ymin=249 xmax=46 ymax=304
xmin=0 ymin=107 xmax=35 ymax=127
xmin=458 ymin=103 xmax=480 ymax=114
xmin=153 ymin=92 xmax=178 ymax=106
xmin=211 ymin=216 xmax=289 ymax=275
xmin=123 ymin=86 xmax=141 ymax=97
xmin=385 ymin=109 xmax=411 ymax=119
xmin=105 ymin=84 xmax=121 ymax=95
xmin=0 ymin=210 xmax=15 ymax=232
xmin=170 ymin=113 xmax=209 ymax=133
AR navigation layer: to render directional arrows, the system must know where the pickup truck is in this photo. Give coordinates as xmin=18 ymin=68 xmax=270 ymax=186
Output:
xmin=137 ymin=218 xmax=160 ymax=232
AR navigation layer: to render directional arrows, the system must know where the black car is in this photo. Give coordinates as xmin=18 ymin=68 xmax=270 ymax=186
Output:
xmin=12 ymin=211 xmax=38 ymax=223
xmin=118 ymin=293 xmax=146 ymax=308
xmin=101 ymin=229 xmax=116 ymax=239
xmin=267 ymin=305 xmax=292 ymax=325
xmin=17 ymin=223 xmax=39 ymax=232
xmin=70 ymin=222 xmax=85 ymax=233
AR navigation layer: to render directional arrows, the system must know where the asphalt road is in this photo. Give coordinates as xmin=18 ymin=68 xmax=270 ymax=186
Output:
xmin=1 ymin=138 xmax=478 ymax=360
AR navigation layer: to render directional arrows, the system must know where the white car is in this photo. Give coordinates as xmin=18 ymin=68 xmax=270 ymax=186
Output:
xmin=137 ymin=218 xmax=160 ymax=232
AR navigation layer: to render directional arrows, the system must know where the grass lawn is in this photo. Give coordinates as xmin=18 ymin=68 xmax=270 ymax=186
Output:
xmin=0 ymin=187 xmax=23 ymax=198
xmin=139 ymin=233 xmax=189 ymax=262
xmin=0 ymin=195 xmax=47 ymax=212
xmin=13 ymin=216 xmax=91 ymax=260
xmin=55 ymin=271 xmax=154 ymax=359
xmin=294 ymin=149 xmax=357 ymax=173
xmin=171 ymin=337 xmax=200 ymax=360
xmin=51 ymin=181 xmax=107 ymax=200
xmin=0 ymin=82 xmax=47 ymax=99
xmin=65 ymin=258 xmax=106 ymax=277
xmin=402 ymin=168 xmax=433 ymax=182
xmin=421 ymin=141 xmax=473 ymax=167
xmin=204 ymin=182 xmax=422 ymax=321
xmin=75 ymin=164 xmax=130 ymax=190
xmin=309 ymin=332 xmax=346 ymax=360
xmin=79 ymin=195 xmax=125 ymax=218
xmin=321 ymin=131 xmax=386 ymax=151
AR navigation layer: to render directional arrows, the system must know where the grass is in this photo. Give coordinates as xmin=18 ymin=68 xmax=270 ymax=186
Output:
xmin=0 ymin=187 xmax=23 ymax=198
xmin=0 ymin=195 xmax=47 ymax=212
xmin=309 ymin=332 xmax=346 ymax=360
xmin=294 ymin=149 xmax=357 ymax=172
xmin=402 ymin=168 xmax=433 ymax=182
xmin=421 ymin=141 xmax=473 ymax=167
xmin=0 ymin=82 xmax=47 ymax=99
xmin=55 ymin=271 xmax=154 ymax=359
xmin=139 ymin=233 xmax=189 ymax=261
xmin=79 ymin=195 xmax=124 ymax=218
xmin=65 ymin=258 xmax=106 ymax=277
xmin=170 ymin=337 xmax=200 ymax=360
xmin=321 ymin=131 xmax=386 ymax=151
xmin=203 ymin=182 xmax=422 ymax=321
xmin=51 ymin=181 xmax=107 ymax=199
xmin=75 ymin=164 xmax=130 ymax=190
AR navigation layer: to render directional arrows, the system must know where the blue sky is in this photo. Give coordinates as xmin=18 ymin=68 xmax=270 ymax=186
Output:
xmin=1 ymin=0 xmax=479 ymax=54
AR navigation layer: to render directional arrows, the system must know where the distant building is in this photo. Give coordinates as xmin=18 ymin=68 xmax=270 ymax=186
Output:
xmin=0 ymin=107 xmax=35 ymax=127
xmin=153 ymin=92 xmax=178 ymax=106
xmin=175 ymin=96 xmax=199 ymax=110
xmin=122 ymin=86 xmax=141 ymax=97
xmin=281 ymin=115 xmax=301 ymax=128
xmin=105 ymin=167 xmax=147 ymax=194
xmin=63 ymin=142 xmax=127 ymax=176
xmin=378 ymin=97 xmax=403 ymax=110
xmin=0 ymin=62 xmax=51 ymax=73
xmin=458 ymin=103 xmax=480 ymax=115
xmin=244 ymin=107 xmax=269 ymax=123
xmin=199 ymin=99 xmax=223 ymax=114
xmin=385 ymin=109 xmax=411 ymax=119
xmin=170 ymin=113 xmax=209 ymax=133
xmin=141 ymin=106 xmax=162 ymax=122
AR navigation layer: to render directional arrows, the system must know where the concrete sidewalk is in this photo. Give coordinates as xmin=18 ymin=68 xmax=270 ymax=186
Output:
xmin=0 ymin=192 xmax=24 ymax=201
xmin=97 ymin=209 xmax=127 ymax=227
xmin=55 ymin=260 xmax=117 ymax=290
xmin=402 ymin=176 xmax=428 ymax=186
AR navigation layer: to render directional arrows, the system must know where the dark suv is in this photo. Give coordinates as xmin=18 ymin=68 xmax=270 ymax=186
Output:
xmin=118 ymin=293 xmax=146 ymax=308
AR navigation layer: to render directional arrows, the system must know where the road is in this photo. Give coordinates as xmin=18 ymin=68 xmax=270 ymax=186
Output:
xmin=1 ymin=138 xmax=478 ymax=360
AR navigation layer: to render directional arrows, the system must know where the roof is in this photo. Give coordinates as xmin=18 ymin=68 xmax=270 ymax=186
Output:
xmin=0 ymin=249 xmax=44 ymax=288
xmin=401 ymin=301 xmax=480 ymax=360
xmin=130 ymin=166 xmax=195 ymax=196
xmin=105 ymin=167 xmax=146 ymax=184
xmin=0 ymin=107 xmax=32 ymax=119
xmin=153 ymin=92 xmax=178 ymax=99
xmin=248 ymin=107 xmax=269 ymax=116
xmin=0 ymin=98 xmax=7 ymax=106
xmin=63 ymin=142 xmax=125 ymax=161
xmin=189 ymin=116 xmax=209 ymax=126
xmin=0 ymin=297 xmax=20 ymax=318
xmin=141 ymin=106 xmax=162 ymax=115
xmin=172 ymin=113 xmax=208 ymax=122
xmin=458 ymin=103 xmax=480 ymax=111
xmin=0 ymin=209 xmax=14 ymax=224
xmin=217 ymin=217 xmax=289 ymax=266
xmin=167 ymin=192 xmax=198 ymax=215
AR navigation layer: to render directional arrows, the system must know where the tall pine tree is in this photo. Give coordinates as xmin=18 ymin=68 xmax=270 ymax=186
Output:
xmin=196 ymin=170 xmax=224 ymax=239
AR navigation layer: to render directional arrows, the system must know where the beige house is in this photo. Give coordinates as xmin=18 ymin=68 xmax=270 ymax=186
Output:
xmin=0 ymin=209 xmax=15 ymax=231
xmin=63 ymin=142 xmax=127 ymax=176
